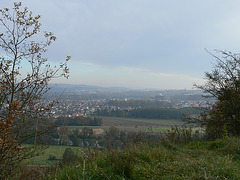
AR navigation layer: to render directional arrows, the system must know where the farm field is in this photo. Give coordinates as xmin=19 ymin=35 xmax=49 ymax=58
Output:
xmin=100 ymin=116 xmax=184 ymax=126
xmin=67 ymin=117 xmax=187 ymax=134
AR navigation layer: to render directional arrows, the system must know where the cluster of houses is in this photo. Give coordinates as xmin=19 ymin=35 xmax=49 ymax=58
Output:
xmin=43 ymin=96 xmax=211 ymax=119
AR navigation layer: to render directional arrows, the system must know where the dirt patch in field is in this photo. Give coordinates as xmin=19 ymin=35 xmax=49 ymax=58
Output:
xmin=93 ymin=128 xmax=104 ymax=134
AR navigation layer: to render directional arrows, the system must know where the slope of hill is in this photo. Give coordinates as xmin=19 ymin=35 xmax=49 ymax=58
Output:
xmin=48 ymin=137 xmax=240 ymax=179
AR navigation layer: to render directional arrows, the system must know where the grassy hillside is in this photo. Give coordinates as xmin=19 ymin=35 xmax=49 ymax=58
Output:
xmin=46 ymin=136 xmax=240 ymax=179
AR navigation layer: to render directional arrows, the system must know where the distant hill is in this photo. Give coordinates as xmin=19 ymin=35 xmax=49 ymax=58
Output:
xmin=49 ymin=84 xmax=129 ymax=95
xmin=46 ymin=84 xmax=216 ymax=102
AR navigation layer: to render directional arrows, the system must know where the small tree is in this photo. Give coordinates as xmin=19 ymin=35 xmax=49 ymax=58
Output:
xmin=62 ymin=147 xmax=76 ymax=165
xmin=195 ymin=50 xmax=240 ymax=138
xmin=0 ymin=2 xmax=70 ymax=176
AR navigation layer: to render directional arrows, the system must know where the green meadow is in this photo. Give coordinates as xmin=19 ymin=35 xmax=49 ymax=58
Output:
xmin=25 ymin=145 xmax=86 ymax=166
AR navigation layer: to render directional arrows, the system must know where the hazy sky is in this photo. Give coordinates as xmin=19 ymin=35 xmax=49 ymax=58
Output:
xmin=2 ymin=0 xmax=240 ymax=89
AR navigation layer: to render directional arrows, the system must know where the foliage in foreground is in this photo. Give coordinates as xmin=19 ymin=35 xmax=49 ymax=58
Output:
xmin=48 ymin=136 xmax=240 ymax=179
xmin=0 ymin=2 xmax=70 ymax=178
xmin=194 ymin=50 xmax=240 ymax=139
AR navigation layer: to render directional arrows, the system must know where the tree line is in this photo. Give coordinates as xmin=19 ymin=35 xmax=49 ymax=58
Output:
xmin=94 ymin=107 xmax=200 ymax=119
xmin=54 ymin=116 xmax=103 ymax=126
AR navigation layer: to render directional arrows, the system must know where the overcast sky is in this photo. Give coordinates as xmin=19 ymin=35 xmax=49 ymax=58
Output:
xmin=2 ymin=0 xmax=240 ymax=89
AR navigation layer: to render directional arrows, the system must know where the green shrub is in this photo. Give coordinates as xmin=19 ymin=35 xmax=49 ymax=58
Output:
xmin=61 ymin=147 xmax=80 ymax=166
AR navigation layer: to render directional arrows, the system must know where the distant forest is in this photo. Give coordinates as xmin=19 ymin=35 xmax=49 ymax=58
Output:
xmin=94 ymin=107 xmax=200 ymax=120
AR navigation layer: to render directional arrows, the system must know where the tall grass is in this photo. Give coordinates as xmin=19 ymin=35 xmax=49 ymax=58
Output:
xmin=47 ymin=136 xmax=240 ymax=179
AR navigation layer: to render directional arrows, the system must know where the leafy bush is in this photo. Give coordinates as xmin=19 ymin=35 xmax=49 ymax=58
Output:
xmin=195 ymin=50 xmax=240 ymax=139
